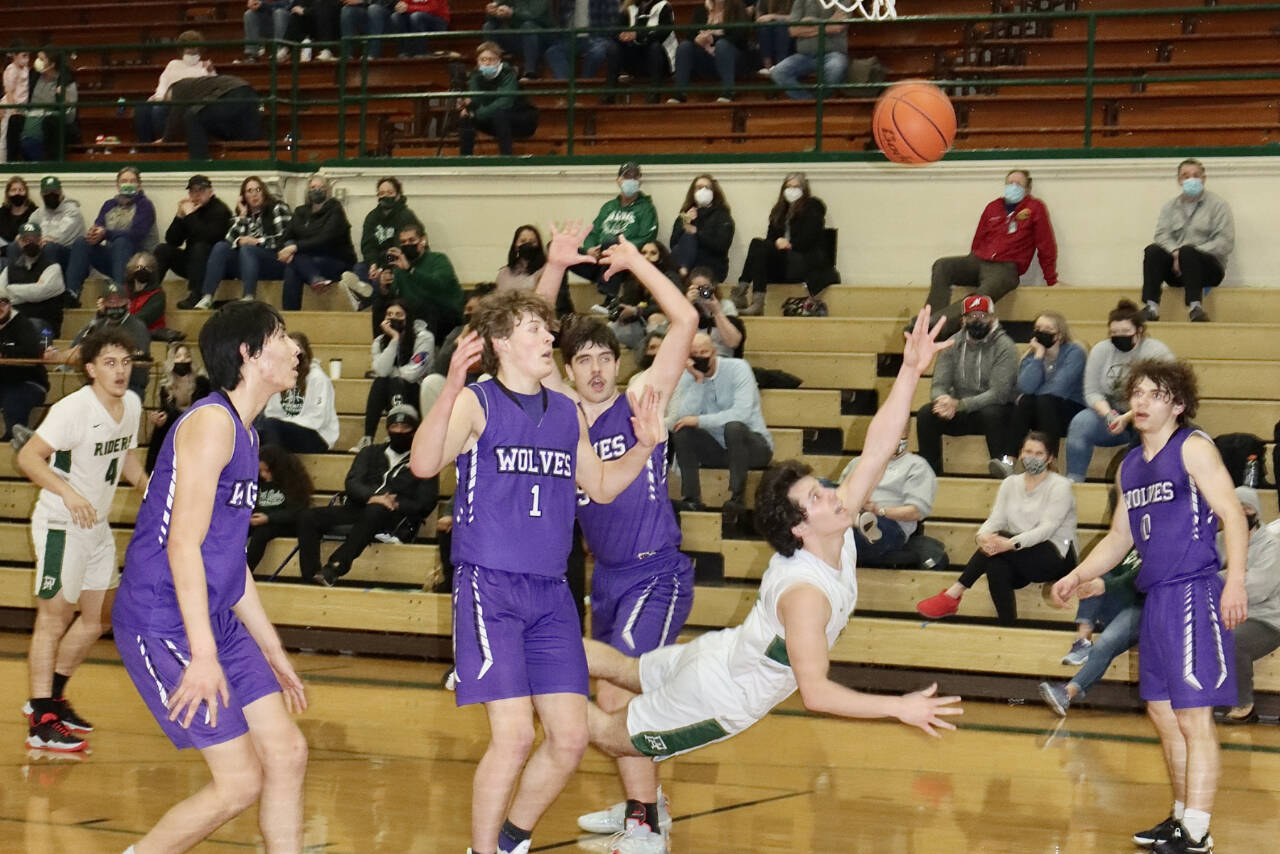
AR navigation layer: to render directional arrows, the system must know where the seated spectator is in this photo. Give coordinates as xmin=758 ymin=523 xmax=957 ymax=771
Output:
xmin=838 ymin=427 xmax=937 ymax=564
xmin=371 ymin=223 xmax=460 ymax=343
xmin=279 ymin=174 xmax=356 ymax=311
xmin=458 ymin=41 xmax=539 ymax=156
xmin=0 ymin=176 xmax=37 ymax=258
xmin=736 ymin=172 xmax=837 ymax=315
xmin=915 ymin=295 xmax=1016 ymax=475
xmin=0 ymin=288 xmax=48 ymax=441
xmin=135 ymin=30 xmax=215 ymax=143
xmin=990 ymin=310 xmax=1085 ymax=478
xmin=243 ymin=0 xmax=292 ymax=61
xmin=669 ymin=331 xmax=772 ymax=530
xmin=390 ymin=0 xmax=452 ymax=56
xmin=618 ymin=0 xmax=675 ymax=103
xmin=125 ymin=251 xmax=176 ymax=340
xmin=340 ymin=0 xmax=395 ymax=58
xmin=17 ymin=52 xmax=79 ymax=162
xmin=28 ymin=176 xmax=86 ymax=304
xmin=261 ymin=332 xmax=339 ymax=452
xmin=926 ymin=168 xmax=1058 ymax=339
xmin=496 ymin=224 xmax=547 ymax=293
xmin=418 ymin=284 xmax=490 ymax=417
xmin=0 ymin=222 xmax=64 ymax=335
xmin=145 ymin=342 xmax=212 ymax=471
xmin=1219 ymin=486 xmax=1280 ymax=724
xmin=1064 ymin=299 xmax=1172 ymax=482
xmin=66 ymin=283 xmax=151 ymax=399
xmin=769 ymin=0 xmax=848 ymax=100
xmin=575 ymin=162 xmax=659 ymax=293
xmin=74 ymin=167 xmax=158 ymax=296
xmin=349 ymin=299 xmax=433 ymax=452
xmin=670 ymin=173 xmax=734 ymax=281
xmin=282 ymin=0 xmax=343 ymax=61
xmin=482 ymin=0 xmax=554 ymax=79
xmin=685 ymin=266 xmax=743 ymax=357
xmin=753 ymin=0 xmax=792 ymax=75
xmin=158 ymin=174 xmax=233 ymax=310
xmin=204 ymin=175 xmax=293 ymax=303
xmin=546 ymin=0 xmax=622 ymax=102
xmin=1140 ymin=157 xmax=1233 ymax=324
xmin=339 ymin=176 xmax=422 ymax=312
xmin=669 ymin=0 xmax=749 ymax=104
xmin=2 ymin=48 xmax=30 ymax=163
xmin=247 ymin=444 xmax=314 ymax=571
xmin=163 ymin=74 xmax=263 ymax=160
xmin=917 ymin=431 xmax=1078 ymax=624
xmin=297 ymin=403 xmax=438 ymax=585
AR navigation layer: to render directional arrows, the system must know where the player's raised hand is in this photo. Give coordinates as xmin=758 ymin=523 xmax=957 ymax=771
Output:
xmin=901 ymin=306 xmax=953 ymax=376
xmin=546 ymin=220 xmax=596 ymax=268
xmin=60 ymin=488 xmax=97 ymax=529
xmin=446 ymin=331 xmax=484 ymax=392
xmin=628 ymin=385 xmax=667 ymax=449
xmin=896 ymin=682 xmax=963 ymax=738
xmin=168 ymin=655 xmax=230 ymax=729
xmin=1050 ymin=572 xmax=1081 ymax=608
xmin=267 ymin=648 xmax=308 ymax=714
xmin=598 ymin=235 xmax=642 ymax=281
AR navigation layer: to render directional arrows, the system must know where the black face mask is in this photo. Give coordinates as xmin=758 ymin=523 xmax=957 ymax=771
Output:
xmin=20 ymin=242 xmax=40 ymax=259
xmin=1032 ymin=330 xmax=1056 ymax=348
xmin=131 ymin=270 xmax=154 ymax=289
xmin=966 ymin=322 xmax=991 ymax=340
xmin=637 ymin=352 xmax=655 ymax=370
xmin=172 ymin=362 xmax=192 ymax=377
xmin=377 ymin=196 xmax=398 ymax=211
xmin=104 ymin=306 xmax=128 ymax=322
xmin=307 ymin=188 xmax=327 ymax=205
xmin=1247 ymin=513 xmax=1260 ymax=531
xmin=400 ymin=243 xmax=420 ymax=262
xmin=1111 ymin=335 xmax=1136 ymax=353
xmin=42 ymin=193 xmax=60 ymax=209
xmin=516 ymin=243 xmax=541 ymax=262
xmin=9 ymin=194 xmax=26 ymax=208
xmin=388 ymin=318 xmax=405 ymax=333
xmin=387 ymin=431 xmax=413 ymax=453
xmin=690 ymin=355 xmax=712 ymax=373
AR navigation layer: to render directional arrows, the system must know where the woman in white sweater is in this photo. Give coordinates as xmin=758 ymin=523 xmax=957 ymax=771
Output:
xmin=262 ymin=331 xmax=340 ymax=453
xmin=917 ymin=431 xmax=1078 ymax=625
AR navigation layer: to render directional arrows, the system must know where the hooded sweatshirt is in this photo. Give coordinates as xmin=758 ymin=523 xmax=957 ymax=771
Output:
xmin=29 ymin=197 xmax=87 ymax=247
xmin=285 ymin=197 xmax=356 ymax=264
xmin=264 ymin=360 xmax=340 ymax=448
xmin=359 ymin=195 xmax=423 ymax=264
xmin=930 ymin=324 xmax=1018 ymax=412
xmin=585 ymin=191 xmax=659 ymax=249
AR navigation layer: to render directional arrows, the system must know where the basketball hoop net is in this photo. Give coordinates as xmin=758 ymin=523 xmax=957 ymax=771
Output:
xmin=816 ymin=0 xmax=896 ymax=20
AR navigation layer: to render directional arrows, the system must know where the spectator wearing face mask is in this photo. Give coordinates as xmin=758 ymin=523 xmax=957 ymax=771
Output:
xmin=915 ymin=294 xmax=1017 ymax=476
xmin=338 ymin=176 xmax=422 ymax=315
xmin=458 ymin=42 xmax=538 ymax=157
xmin=1217 ymin=486 xmax=1280 ymax=724
xmin=1 ymin=49 xmax=31 ymax=163
xmin=925 ymin=168 xmax=1058 ymax=339
xmin=371 ymin=223 xmax=460 ymax=344
xmin=576 ymin=162 xmax=660 ymax=295
xmin=0 ymin=222 xmax=65 ymax=335
xmin=670 ymin=173 xmax=734 ymax=281
xmin=735 ymin=171 xmax=837 ymax=316
xmin=684 ymin=266 xmax=742 ymax=358
xmin=349 ymin=299 xmax=433 ymax=452
xmin=17 ymin=51 xmax=79 ymax=162
xmin=1140 ymin=158 xmax=1234 ymax=324
xmin=1064 ymin=299 xmax=1172 ymax=483
xmin=135 ymin=30 xmax=216 ymax=143
xmin=160 ymin=174 xmax=234 ymax=311
xmin=261 ymin=331 xmax=340 ymax=453
xmin=65 ymin=282 xmax=151 ymax=399
xmin=72 ymin=166 xmax=158 ymax=297
xmin=278 ymin=173 xmax=356 ymax=311
xmin=124 ymin=251 xmax=172 ymax=338
xmin=838 ymin=427 xmax=936 ymax=563
xmin=496 ymin=225 xmax=547 ymax=293
xmin=146 ymin=341 xmax=212 ymax=472
xmin=0 ymin=176 xmax=37 ymax=256
xmin=27 ymin=176 xmax=86 ymax=304
xmin=0 ymin=286 xmax=48 ymax=442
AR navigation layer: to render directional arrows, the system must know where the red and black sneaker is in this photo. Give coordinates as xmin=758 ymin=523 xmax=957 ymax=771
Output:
xmin=54 ymin=699 xmax=93 ymax=733
xmin=26 ymin=713 xmax=87 ymax=753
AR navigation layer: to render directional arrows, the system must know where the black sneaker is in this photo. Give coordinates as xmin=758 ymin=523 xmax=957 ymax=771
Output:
xmin=1188 ymin=305 xmax=1210 ymax=323
xmin=176 ymin=294 xmax=201 ymax=310
xmin=54 ymin=699 xmax=93 ymax=733
xmin=26 ymin=712 xmax=87 ymax=753
xmin=1133 ymin=815 xmax=1179 ymax=847
xmin=1151 ymin=821 xmax=1213 ymax=854
xmin=318 ymin=562 xmax=342 ymax=587
xmin=62 ymin=291 xmax=82 ymax=309
xmin=671 ymin=499 xmax=706 ymax=514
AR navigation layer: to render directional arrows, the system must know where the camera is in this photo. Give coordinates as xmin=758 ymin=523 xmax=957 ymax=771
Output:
xmin=386 ymin=250 xmax=398 ymax=264
xmin=697 ymin=285 xmax=715 ymax=301
xmin=606 ymin=299 xmax=628 ymax=322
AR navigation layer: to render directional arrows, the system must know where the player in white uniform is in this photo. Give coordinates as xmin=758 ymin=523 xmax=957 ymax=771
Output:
xmin=582 ymin=309 xmax=963 ymax=852
xmin=19 ymin=327 xmax=147 ymax=751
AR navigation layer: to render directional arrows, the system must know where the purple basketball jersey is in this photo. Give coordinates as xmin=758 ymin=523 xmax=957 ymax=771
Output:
xmin=1120 ymin=427 xmax=1221 ymax=592
xmin=113 ymin=394 xmax=261 ymax=636
xmin=577 ymin=394 xmax=680 ymax=568
xmin=451 ymin=379 xmax=579 ymax=578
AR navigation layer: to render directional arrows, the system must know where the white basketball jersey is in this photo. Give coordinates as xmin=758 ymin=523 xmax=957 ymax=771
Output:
xmin=34 ymin=386 xmax=142 ymax=524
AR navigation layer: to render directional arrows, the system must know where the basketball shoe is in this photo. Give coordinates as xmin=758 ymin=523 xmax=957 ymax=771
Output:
xmin=25 ymin=711 xmax=87 ymax=752
xmin=606 ymin=818 xmax=667 ymax=854
xmin=578 ymin=788 xmax=671 ymax=835
xmin=1150 ymin=821 xmax=1213 ymax=853
xmin=25 ymin=699 xmax=93 ymax=733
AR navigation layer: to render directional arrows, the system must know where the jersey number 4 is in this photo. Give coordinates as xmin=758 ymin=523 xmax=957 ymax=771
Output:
xmin=529 ymin=484 xmax=542 ymax=517
xmin=105 ymin=457 xmax=119 ymax=484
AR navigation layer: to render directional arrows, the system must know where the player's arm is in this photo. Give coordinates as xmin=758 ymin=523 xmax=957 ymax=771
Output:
xmin=164 ymin=406 xmax=233 ymax=728
xmin=1051 ymin=470 xmax=1135 ymax=607
xmin=535 ymin=220 xmax=595 ymax=305
xmin=778 ymin=584 xmax=962 ymax=736
xmin=839 ymin=307 xmax=951 ymax=514
xmin=575 ymin=385 xmax=664 ymax=503
xmin=120 ymin=448 xmax=148 ymax=494
xmin=410 ymin=331 xmax=485 ymax=478
xmin=16 ymin=433 xmax=96 ymax=529
xmin=232 ymin=567 xmax=307 ymax=714
xmin=1185 ymin=433 xmax=1249 ymax=628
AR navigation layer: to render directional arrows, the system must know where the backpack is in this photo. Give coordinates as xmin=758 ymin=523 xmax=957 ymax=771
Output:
xmin=1215 ymin=431 xmax=1267 ymax=487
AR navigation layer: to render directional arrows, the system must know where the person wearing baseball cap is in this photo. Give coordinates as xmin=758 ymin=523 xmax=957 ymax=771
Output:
xmin=28 ymin=175 xmax=88 ymax=306
xmin=156 ymin=174 xmax=232 ymax=310
xmin=0 ymin=221 xmax=67 ymax=335
xmin=914 ymin=292 xmax=1017 ymax=474
xmin=576 ymin=162 xmax=658 ymax=295
xmin=64 ymin=281 xmax=151 ymax=399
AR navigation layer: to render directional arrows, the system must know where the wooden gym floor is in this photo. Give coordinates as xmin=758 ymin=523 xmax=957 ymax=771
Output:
xmin=4 ymin=633 xmax=1280 ymax=853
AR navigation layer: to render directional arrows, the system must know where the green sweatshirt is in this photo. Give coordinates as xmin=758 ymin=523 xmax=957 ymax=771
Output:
xmin=469 ymin=65 xmax=533 ymax=122
xmin=392 ymin=249 xmax=463 ymax=321
xmin=360 ymin=196 xmax=424 ymax=265
xmin=584 ymin=192 xmax=659 ymax=249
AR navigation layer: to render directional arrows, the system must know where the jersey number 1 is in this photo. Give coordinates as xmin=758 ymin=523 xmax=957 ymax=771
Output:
xmin=529 ymin=484 xmax=542 ymax=517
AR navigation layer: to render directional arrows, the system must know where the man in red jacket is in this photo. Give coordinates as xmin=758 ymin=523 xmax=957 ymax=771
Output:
xmin=927 ymin=169 xmax=1058 ymax=338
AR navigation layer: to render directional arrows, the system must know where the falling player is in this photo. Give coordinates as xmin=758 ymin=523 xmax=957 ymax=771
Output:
xmin=19 ymin=327 xmax=147 ymax=752
xmin=1053 ymin=359 xmax=1246 ymax=854
xmin=111 ymin=302 xmax=309 ymax=854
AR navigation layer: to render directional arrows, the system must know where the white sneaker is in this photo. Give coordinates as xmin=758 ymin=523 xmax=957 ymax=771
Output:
xmin=300 ymin=39 xmax=313 ymax=62
xmin=318 ymin=49 xmax=336 ymax=61
xmin=757 ymin=67 xmax=773 ymax=77
xmin=195 ymin=295 xmax=214 ymax=310
xmin=349 ymin=435 xmax=372 ymax=453
xmin=497 ymin=841 xmax=530 ymax=854
xmin=340 ymin=270 xmax=373 ymax=298
xmin=606 ymin=821 xmax=667 ymax=854
xmin=577 ymin=788 xmax=671 ymax=835
xmin=276 ymin=46 xmax=291 ymax=62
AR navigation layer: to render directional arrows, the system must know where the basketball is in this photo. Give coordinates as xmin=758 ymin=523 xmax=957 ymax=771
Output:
xmin=872 ymin=80 xmax=957 ymax=164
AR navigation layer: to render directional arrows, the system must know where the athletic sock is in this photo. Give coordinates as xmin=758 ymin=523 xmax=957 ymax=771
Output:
xmin=497 ymin=820 xmax=531 ymax=853
xmin=1189 ymin=300 xmax=1203 ymax=311
xmin=626 ymin=799 xmax=660 ymax=832
xmin=1183 ymin=808 xmax=1210 ymax=841
xmin=1173 ymin=800 xmax=1186 ymax=820
xmin=1146 ymin=300 xmax=1159 ymax=312
xmin=51 ymin=672 xmax=69 ymax=700
xmin=122 ymin=847 xmax=136 ymax=854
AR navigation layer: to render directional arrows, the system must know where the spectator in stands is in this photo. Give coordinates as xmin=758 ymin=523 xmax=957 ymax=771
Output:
xmin=243 ymin=0 xmax=292 ymax=61
xmin=670 ymin=173 xmax=734 ymax=280
xmin=546 ymin=0 xmax=622 ymax=102
xmin=0 ymin=222 xmax=64 ymax=335
xmin=340 ymin=0 xmax=395 ymax=58
xmin=495 ymin=225 xmax=547 ymax=292
xmin=163 ymin=74 xmax=263 ymax=160
xmin=990 ymin=310 xmax=1085 ymax=478
xmin=339 ymin=176 xmax=422 ymax=312
xmin=1140 ymin=157 xmax=1234 ymax=324
xmin=204 ymin=175 xmax=293 ymax=303
xmin=458 ymin=41 xmax=540 ymax=156
xmin=915 ymin=294 xmax=1017 ymax=476
xmin=603 ymin=239 xmax=679 ymax=350
xmin=0 ymin=177 xmax=36 ymax=258
xmin=1064 ymin=299 xmax=1172 ymax=483
xmin=768 ymin=0 xmax=848 ymax=100
xmin=1219 ymin=486 xmax=1280 ymax=724
xmin=618 ymin=0 xmax=675 ymax=103
xmin=917 ymin=430 xmax=1078 ymax=625
xmin=736 ymin=172 xmax=837 ymax=316
xmin=279 ymin=174 xmax=356 ymax=311
xmin=75 ymin=167 xmax=158 ymax=295
xmin=158 ymin=174 xmax=233 ymax=311
xmin=28 ymin=176 xmax=86 ymax=305
xmin=1 ymin=48 xmax=30 ymax=163
xmin=66 ymin=283 xmax=151 ymax=399
xmin=390 ymin=0 xmax=452 ymax=56
xmin=577 ymin=162 xmax=659 ymax=294
xmin=669 ymin=0 xmax=749 ymax=104
xmin=418 ymin=283 xmax=490 ymax=417
xmin=926 ymin=169 xmax=1058 ymax=339
xmin=685 ymin=266 xmax=743 ymax=357
xmin=285 ymin=0 xmax=344 ymax=61
xmin=349 ymin=299 xmax=433 ymax=452
xmin=483 ymin=0 xmax=554 ymax=79
xmin=124 ymin=251 xmax=173 ymax=340
xmin=298 ymin=403 xmax=437 ymax=586
xmin=371 ymin=223 xmax=461 ymax=343
xmin=261 ymin=331 xmax=340 ymax=452
xmin=669 ymin=330 xmax=772 ymax=530
xmin=135 ymin=30 xmax=216 ymax=143
xmin=838 ymin=427 xmax=937 ymax=563
xmin=18 ymin=51 xmax=79 ymax=162
xmin=754 ymin=0 xmax=791 ymax=75
xmin=247 ymin=444 xmax=314 ymax=571
xmin=0 ymin=286 xmax=48 ymax=441
xmin=145 ymin=342 xmax=212 ymax=472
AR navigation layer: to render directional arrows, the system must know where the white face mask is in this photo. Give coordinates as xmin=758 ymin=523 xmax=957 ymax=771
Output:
xmin=182 ymin=53 xmax=201 ymax=67
xmin=32 ymin=56 xmax=47 ymax=74
xmin=694 ymin=187 xmax=714 ymax=207
xmin=783 ymin=186 xmax=803 ymax=204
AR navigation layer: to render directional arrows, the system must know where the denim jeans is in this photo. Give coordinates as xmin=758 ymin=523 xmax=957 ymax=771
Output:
xmin=483 ymin=18 xmax=551 ymax=76
xmin=205 ymin=241 xmax=288 ymax=299
xmin=769 ymin=50 xmax=849 ymax=100
xmin=757 ymin=21 xmax=792 ymax=66
xmin=852 ymin=517 xmax=908 ymax=564
xmin=545 ymin=36 xmax=620 ymax=84
xmin=244 ymin=3 xmax=291 ymax=54
xmin=134 ymin=102 xmax=169 ymax=143
xmin=71 ymin=236 xmax=137 ymax=290
xmin=1068 ymin=603 xmax=1141 ymax=697
xmin=390 ymin=11 xmax=448 ymax=56
xmin=0 ymin=380 xmax=47 ymax=440
xmin=44 ymin=241 xmax=89 ymax=297
xmin=673 ymin=39 xmax=740 ymax=99
xmin=340 ymin=2 xmax=391 ymax=57
xmin=1065 ymin=408 xmax=1135 ymax=482
xmin=282 ymin=252 xmax=349 ymax=310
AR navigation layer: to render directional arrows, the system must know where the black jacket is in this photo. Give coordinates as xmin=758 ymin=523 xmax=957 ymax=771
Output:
xmin=164 ymin=196 xmax=233 ymax=249
xmin=285 ymin=198 xmax=356 ymax=264
xmin=766 ymin=195 xmax=836 ymax=280
xmin=0 ymin=310 xmax=48 ymax=389
xmin=669 ymin=203 xmax=734 ymax=280
xmin=162 ymin=75 xmax=257 ymax=141
xmin=0 ymin=202 xmax=35 ymax=243
xmin=345 ymin=444 xmax=438 ymax=521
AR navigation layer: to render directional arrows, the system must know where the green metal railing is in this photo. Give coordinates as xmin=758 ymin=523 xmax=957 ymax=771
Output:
xmin=12 ymin=2 xmax=1280 ymax=168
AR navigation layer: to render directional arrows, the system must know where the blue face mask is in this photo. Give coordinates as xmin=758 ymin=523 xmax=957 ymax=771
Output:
xmin=620 ymin=179 xmax=640 ymax=197
xmin=479 ymin=62 xmax=501 ymax=79
xmin=1181 ymin=177 xmax=1204 ymax=199
xmin=1003 ymin=182 xmax=1026 ymax=205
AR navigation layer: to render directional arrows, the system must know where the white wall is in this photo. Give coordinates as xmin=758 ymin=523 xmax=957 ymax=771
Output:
xmin=24 ymin=155 xmax=1278 ymax=288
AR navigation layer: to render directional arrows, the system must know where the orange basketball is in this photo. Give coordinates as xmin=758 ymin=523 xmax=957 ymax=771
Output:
xmin=872 ymin=80 xmax=957 ymax=165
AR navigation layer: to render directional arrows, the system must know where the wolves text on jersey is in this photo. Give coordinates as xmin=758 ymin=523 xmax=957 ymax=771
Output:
xmin=494 ymin=445 xmax=574 ymax=478
xmin=1123 ymin=480 xmax=1175 ymax=510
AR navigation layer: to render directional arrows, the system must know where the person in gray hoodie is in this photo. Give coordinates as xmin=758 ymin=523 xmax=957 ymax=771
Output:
xmin=1219 ymin=486 xmax=1280 ymax=723
xmin=915 ymin=293 xmax=1017 ymax=474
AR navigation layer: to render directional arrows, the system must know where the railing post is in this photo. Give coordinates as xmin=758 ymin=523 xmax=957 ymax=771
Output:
xmin=814 ymin=19 xmax=826 ymax=152
xmin=338 ymin=40 xmax=349 ymax=162
xmin=1083 ymin=12 xmax=1096 ymax=148
xmin=359 ymin=49 xmax=370 ymax=157
xmin=566 ymin=27 xmax=578 ymax=156
xmin=290 ymin=45 xmax=301 ymax=164
xmin=269 ymin=42 xmax=280 ymax=161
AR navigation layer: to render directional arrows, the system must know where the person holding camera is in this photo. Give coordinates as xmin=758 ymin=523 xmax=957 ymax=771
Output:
xmin=339 ymin=176 xmax=423 ymax=319
xmin=368 ymin=223 xmax=461 ymax=344
xmin=686 ymin=265 xmax=743 ymax=357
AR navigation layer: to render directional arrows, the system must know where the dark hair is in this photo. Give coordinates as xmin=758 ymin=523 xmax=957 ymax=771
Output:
xmin=506 ymin=224 xmax=546 ymax=272
xmin=399 ymin=222 xmax=425 ymax=241
xmin=466 ymin=282 xmax=497 ymax=304
xmin=559 ymin=314 xmax=621 ymax=362
xmin=379 ymin=298 xmax=418 ymax=366
xmin=687 ymin=266 xmax=720 ymax=288
xmin=680 ymin=173 xmax=730 ymax=214
xmin=1022 ymin=429 xmax=1058 ymax=460
xmin=768 ymin=172 xmax=811 ymax=231
xmin=471 ymin=290 xmax=558 ymax=375
xmin=198 ymin=300 xmax=286 ymax=391
xmin=240 ymin=175 xmax=277 ymax=209
xmin=259 ymin=444 xmax=314 ymax=509
xmin=290 ymin=331 xmax=313 ymax=397
xmin=376 ymin=175 xmax=403 ymax=196
xmin=754 ymin=460 xmax=813 ymax=557
xmin=1124 ymin=358 xmax=1199 ymax=426
xmin=1108 ymin=299 xmax=1145 ymax=330
xmin=642 ymin=240 xmax=674 ymax=277
xmin=1005 ymin=168 xmax=1032 ymax=191
xmin=1177 ymin=158 xmax=1205 ymax=177
xmin=79 ymin=327 xmax=137 ymax=370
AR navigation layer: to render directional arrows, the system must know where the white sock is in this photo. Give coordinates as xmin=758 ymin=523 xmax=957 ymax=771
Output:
xmin=1183 ymin=808 xmax=1210 ymax=840
xmin=123 ymin=847 xmax=137 ymax=854
xmin=1172 ymin=799 xmax=1185 ymax=819
xmin=1146 ymin=300 xmax=1159 ymax=312
xmin=1189 ymin=300 xmax=1202 ymax=310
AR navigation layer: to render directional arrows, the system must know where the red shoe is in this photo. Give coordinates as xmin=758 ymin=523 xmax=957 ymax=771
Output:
xmin=916 ymin=590 xmax=961 ymax=619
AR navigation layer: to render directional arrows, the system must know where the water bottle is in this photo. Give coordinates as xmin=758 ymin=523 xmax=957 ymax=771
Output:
xmin=116 ymin=97 xmax=127 ymax=117
xmin=1244 ymin=455 xmax=1260 ymax=488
